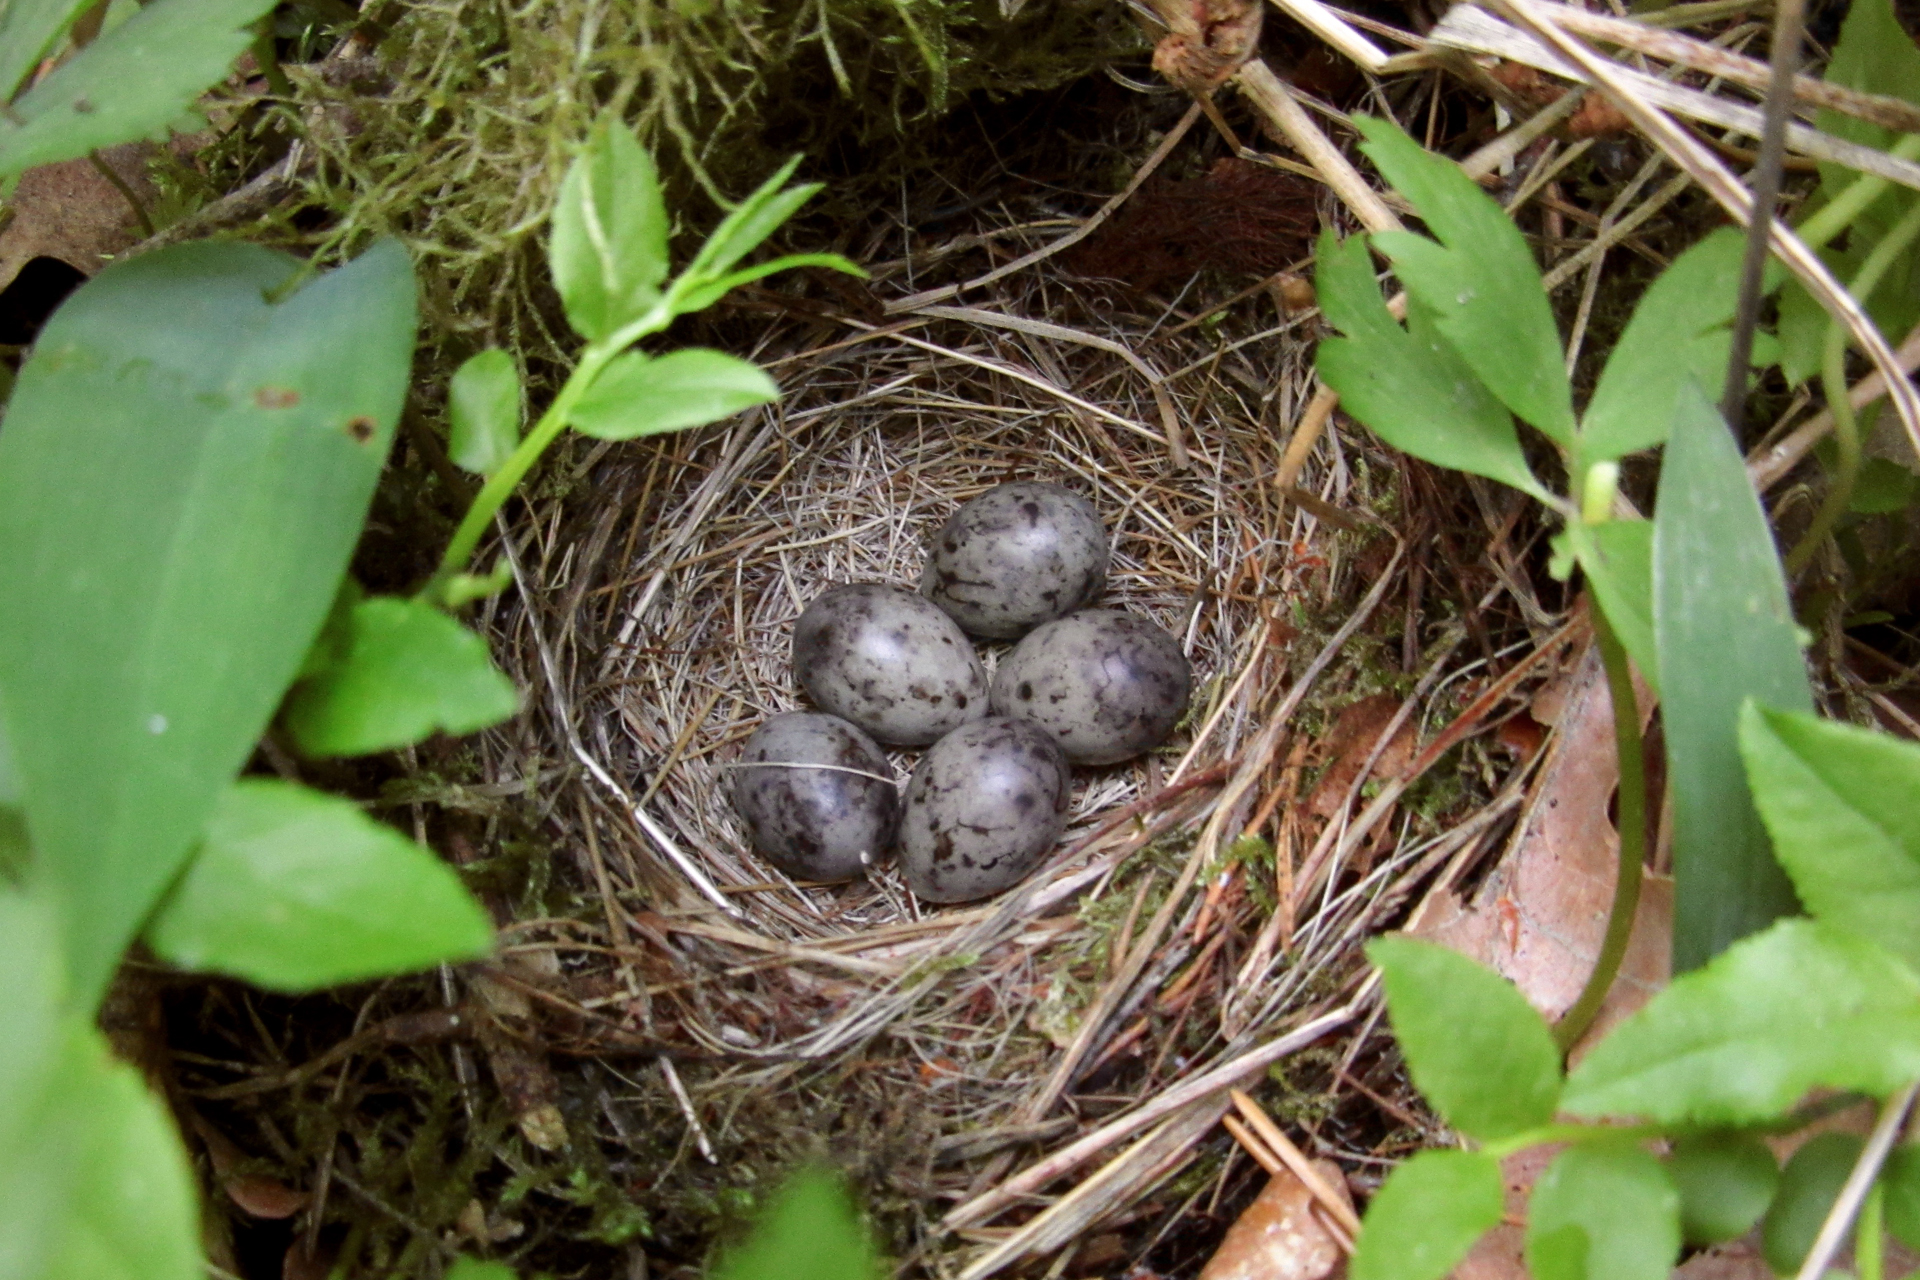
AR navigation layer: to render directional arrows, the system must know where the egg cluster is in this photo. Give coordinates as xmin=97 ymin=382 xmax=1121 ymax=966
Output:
xmin=732 ymin=482 xmax=1193 ymax=904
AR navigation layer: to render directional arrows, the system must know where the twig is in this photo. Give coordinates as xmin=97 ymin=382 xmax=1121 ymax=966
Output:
xmin=1748 ymin=323 xmax=1920 ymax=491
xmin=1792 ymin=1080 xmax=1920 ymax=1280
xmin=1264 ymin=0 xmax=1389 ymax=71
xmin=658 ymin=1056 xmax=718 ymax=1163
xmin=1228 ymin=1089 xmax=1364 ymax=1237
xmin=1235 ymin=59 xmax=1405 ymax=235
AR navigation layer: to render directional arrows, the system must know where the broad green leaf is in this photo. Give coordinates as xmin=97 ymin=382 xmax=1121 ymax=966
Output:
xmin=0 ymin=704 xmax=18 ymax=807
xmin=547 ymin=119 xmax=670 ymax=341
xmin=1526 ymin=1143 xmax=1680 ymax=1280
xmin=1354 ymin=116 xmax=1575 ymax=443
xmin=1762 ymin=1133 xmax=1863 ymax=1274
xmin=1885 ymin=1144 xmax=1920 ymax=1251
xmin=1570 ymin=520 xmax=1656 ymax=692
xmin=447 ymin=349 xmax=522 ymax=476
xmin=146 ymin=778 xmax=493 ymax=990
xmin=1849 ymin=457 xmax=1917 ymax=513
xmin=1667 ymin=1132 xmax=1779 ymax=1246
xmin=0 ymin=0 xmax=277 ymax=178
xmin=674 ymin=252 xmax=867 ymax=316
xmin=1368 ymin=935 xmax=1560 ymax=1140
xmin=685 ymin=155 xmax=812 ymax=282
xmin=570 ymin=347 xmax=779 ymax=441
xmin=0 ymin=0 xmax=92 ymax=105
xmin=1654 ymin=380 xmax=1810 ymax=973
xmin=711 ymin=1167 xmax=881 ymax=1280
xmin=1351 ymin=1150 xmax=1504 ymax=1280
xmin=0 ymin=239 xmax=415 ymax=1007
xmin=0 ymin=892 xmax=198 ymax=1280
xmin=1581 ymin=230 xmax=1760 ymax=467
xmin=1314 ymin=230 xmax=1547 ymax=500
xmin=1739 ymin=702 xmax=1920 ymax=968
xmin=1774 ymin=277 xmax=1830 ymax=388
xmin=1562 ymin=919 xmax=1920 ymax=1123
xmin=283 ymin=596 xmax=517 ymax=758
xmin=446 ymin=1261 xmax=517 ymax=1280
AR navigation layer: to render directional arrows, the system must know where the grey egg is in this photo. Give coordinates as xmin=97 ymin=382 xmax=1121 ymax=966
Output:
xmin=899 ymin=717 xmax=1071 ymax=903
xmin=792 ymin=584 xmax=990 ymax=746
xmin=919 ymin=482 xmax=1109 ymax=639
xmin=732 ymin=712 xmax=900 ymax=882
xmin=991 ymin=610 xmax=1192 ymax=765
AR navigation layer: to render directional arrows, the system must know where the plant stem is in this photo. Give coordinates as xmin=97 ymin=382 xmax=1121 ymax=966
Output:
xmin=1859 ymin=1182 xmax=1885 ymax=1280
xmin=1553 ymin=599 xmax=1646 ymax=1054
xmin=1482 ymin=1120 xmax=1668 ymax=1161
xmin=249 ymin=22 xmax=294 ymax=99
xmin=1797 ymin=135 xmax=1920 ymax=253
xmin=1786 ymin=196 xmax=1920 ymax=575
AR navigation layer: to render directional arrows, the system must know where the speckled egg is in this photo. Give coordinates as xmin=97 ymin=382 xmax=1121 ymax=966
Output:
xmin=991 ymin=610 xmax=1192 ymax=765
xmin=792 ymin=584 xmax=990 ymax=746
xmin=899 ymin=717 xmax=1072 ymax=903
xmin=732 ymin=712 xmax=900 ymax=882
xmin=919 ymin=482 xmax=1109 ymax=639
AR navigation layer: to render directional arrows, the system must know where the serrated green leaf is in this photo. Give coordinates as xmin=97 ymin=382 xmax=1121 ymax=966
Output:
xmin=1739 ymin=702 xmax=1920 ymax=968
xmin=1368 ymin=935 xmax=1561 ymax=1140
xmin=1354 ymin=116 xmax=1574 ymax=443
xmin=0 ymin=892 xmax=198 ymax=1280
xmin=448 ymin=349 xmax=522 ymax=477
xmin=0 ymin=0 xmax=93 ymax=104
xmin=1562 ymin=919 xmax=1920 ymax=1123
xmin=711 ymin=1167 xmax=880 ymax=1280
xmin=1526 ymin=1143 xmax=1680 ymax=1280
xmin=1314 ymin=230 xmax=1547 ymax=500
xmin=1570 ymin=520 xmax=1656 ymax=693
xmin=685 ymin=156 xmax=810 ymax=283
xmin=283 ymin=596 xmax=517 ymax=758
xmin=1763 ymin=1133 xmax=1863 ymax=1274
xmin=1885 ymin=1144 xmax=1920 ymax=1251
xmin=1654 ymin=380 xmax=1810 ymax=973
xmin=674 ymin=252 xmax=867 ymax=316
xmin=146 ymin=778 xmax=493 ymax=990
xmin=0 ymin=0 xmax=277 ymax=178
xmin=1581 ymin=230 xmax=1761 ymax=466
xmin=1668 ymin=1132 xmax=1779 ymax=1246
xmin=548 ymin=119 xmax=670 ymax=341
xmin=570 ymin=347 xmax=779 ymax=441
xmin=0 ymin=239 xmax=415 ymax=1007
xmin=1351 ymin=1150 xmax=1505 ymax=1280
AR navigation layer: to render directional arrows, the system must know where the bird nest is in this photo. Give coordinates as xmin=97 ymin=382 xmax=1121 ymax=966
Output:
xmin=463 ymin=211 xmax=1528 ymax=1273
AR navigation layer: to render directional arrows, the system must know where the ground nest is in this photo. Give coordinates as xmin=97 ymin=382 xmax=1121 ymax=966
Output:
xmin=433 ymin=216 xmax=1540 ymax=1275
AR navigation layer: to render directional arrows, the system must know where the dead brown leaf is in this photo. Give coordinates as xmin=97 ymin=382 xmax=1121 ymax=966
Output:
xmin=1305 ymin=694 xmax=1417 ymax=822
xmin=0 ymin=144 xmax=153 ymax=293
xmin=1199 ymin=1159 xmax=1354 ymax=1280
xmin=188 ymin=1111 xmax=310 ymax=1220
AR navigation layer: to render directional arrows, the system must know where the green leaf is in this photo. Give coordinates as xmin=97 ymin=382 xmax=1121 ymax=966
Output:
xmin=0 ymin=0 xmax=93 ymax=104
xmin=0 ymin=239 xmax=416 ymax=1007
xmin=447 ymin=349 xmax=522 ymax=477
xmin=1739 ymin=702 xmax=1920 ymax=969
xmin=711 ymin=1167 xmax=880 ymax=1280
xmin=0 ymin=891 xmax=199 ymax=1280
xmin=673 ymin=252 xmax=867 ymax=316
xmin=1562 ymin=919 xmax=1920 ymax=1123
xmin=1526 ymin=1143 xmax=1680 ymax=1280
xmin=0 ymin=0 xmax=278 ymax=178
xmin=569 ymin=347 xmax=779 ymax=441
xmin=1667 ymin=1132 xmax=1779 ymax=1246
xmin=1762 ymin=1133 xmax=1863 ymax=1274
xmin=0 ymin=704 xmax=19 ymax=808
xmin=283 ymin=596 xmax=517 ymax=758
xmin=1885 ymin=1144 xmax=1920 ymax=1251
xmin=446 ymin=1261 xmax=518 ymax=1280
xmin=1354 ymin=116 xmax=1575 ymax=443
xmin=1314 ymin=230 xmax=1547 ymax=500
xmin=547 ymin=119 xmax=670 ymax=341
xmin=684 ymin=156 xmax=812 ymax=283
xmin=1570 ymin=519 xmax=1656 ymax=693
xmin=1653 ymin=380 xmax=1810 ymax=973
xmin=146 ymin=779 xmax=493 ymax=990
xmin=1849 ymin=457 xmax=1917 ymax=513
xmin=1581 ymin=230 xmax=1762 ymax=467
xmin=1351 ymin=1150 xmax=1505 ymax=1280
xmin=1367 ymin=935 xmax=1561 ymax=1140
